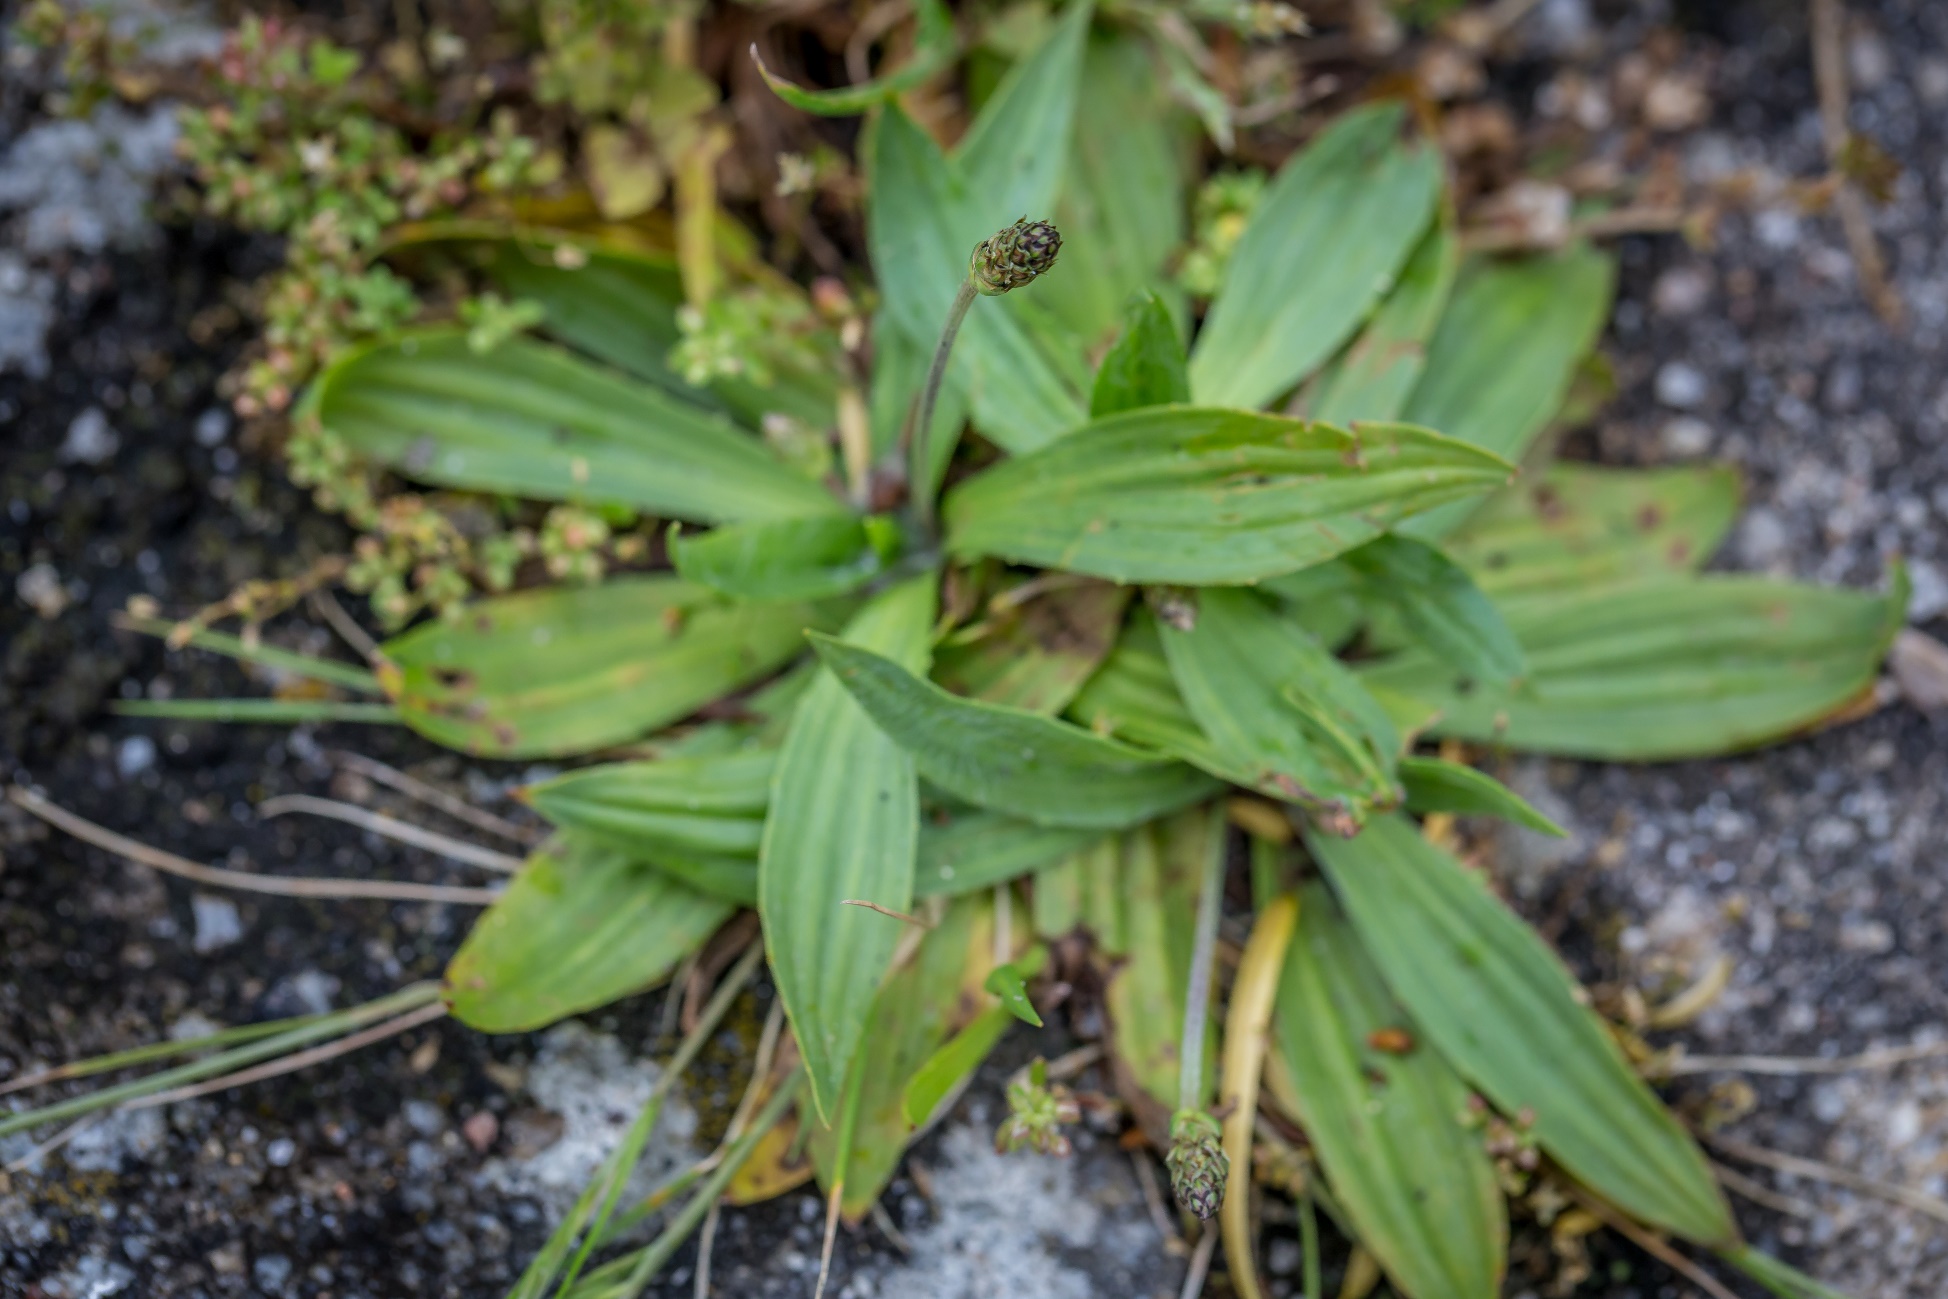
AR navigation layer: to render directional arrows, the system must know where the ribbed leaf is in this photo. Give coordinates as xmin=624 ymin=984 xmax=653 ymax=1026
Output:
xmin=1308 ymin=221 xmax=1458 ymax=425
xmin=1721 ymin=1245 xmax=1855 ymax=1299
xmin=1443 ymin=464 xmax=1742 ymax=598
xmin=812 ymin=893 xmax=988 ymax=1219
xmin=1189 ymin=102 xmax=1442 ymax=409
xmin=1360 ymin=570 xmax=1907 ymax=759
xmin=811 ymin=634 xmax=1219 ymax=828
xmin=1158 ymin=588 xmax=1401 ymax=824
xmin=1089 ymin=292 xmax=1191 ymax=418
xmin=1068 ymin=612 xmax=1246 ymax=781
xmin=954 ymin=0 xmax=1095 ymax=223
xmin=444 ymin=835 xmax=730 ymax=1032
xmin=916 ymin=810 xmax=1103 ymax=898
xmin=753 ymin=0 xmax=954 ymax=115
xmin=1398 ymin=757 xmax=1564 ymax=837
xmin=1341 ymin=533 xmax=1525 ymax=685
xmin=760 ymin=576 xmax=937 ymax=1118
xmin=306 ymin=331 xmax=841 ymax=523
xmin=380 ymin=577 xmax=829 ymax=758
xmin=1045 ymin=32 xmax=1190 ymax=348
xmin=1273 ymin=883 xmax=1506 ymax=1299
xmin=525 ymin=752 xmax=770 ymax=855
xmin=1308 ymin=815 xmax=1737 ymax=1245
xmin=1398 ymin=246 xmax=1616 ymax=539
xmin=671 ymin=516 xmax=896 ymax=602
xmin=944 ymin=408 xmax=1513 ymax=585
xmin=932 ymin=579 xmax=1130 ymax=714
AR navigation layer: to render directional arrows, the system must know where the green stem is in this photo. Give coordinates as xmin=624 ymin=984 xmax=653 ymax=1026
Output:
xmin=909 ymin=277 xmax=979 ymax=533
xmin=1178 ymin=817 xmax=1227 ymax=1111
xmin=1299 ymin=1189 xmax=1321 ymax=1299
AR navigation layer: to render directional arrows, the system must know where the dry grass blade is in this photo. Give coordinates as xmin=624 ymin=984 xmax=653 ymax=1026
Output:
xmin=1572 ymin=1191 xmax=1742 ymax=1299
xmin=1810 ymin=0 xmax=1904 ymax=327
xmin=9 ymin=787 xmax=504 ymax=906
xmin=1178 ymin=1227 xmax=1219 ymax=1299
xmin=1711 ymin=1159 xmax=1818 ymax=1219
xmin=328 ymin=749 xmax=543 ymax=845
xmin=256 ymin=793 xmax=526 ymax=873
xmin=1219 ymin=894 xmax=1300 ymax=1299
xmin=4 ymin=1115 xmax=103 ymax=1173
xmin=1704 ymin=1130 xmax=1948 ymax=1226
xmin=1657 ymin=1038 xmax=1948 ymax=1078
xmin=130 ymin=1002 xmax=448 ymax=1109
xmin=839 ymin=899 xmax=934 ymax=928
xmin=307 ymin=588 xmax=382 ymax=662
xmin=1133 ymin=1149 xmax=1187 ymax=1256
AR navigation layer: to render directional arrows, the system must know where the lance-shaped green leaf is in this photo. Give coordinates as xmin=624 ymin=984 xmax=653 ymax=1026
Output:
xmin=1159 ymin=588 xmax=1402 ymax=824
xmin=380 ymin=578 xmax=828 ymax=758
xmin=1398 ymin=757 xmax=1564 ymax=837
xmin=305 ymin=331 xmax=842 ymax=523
xmin=761 ymin=576 xmax=937 ymax=1119
xmin=1307 ymin=221 xmax=1458 ymax=425
xmin=1398 ymin=245 xmax=1616 ymax=539
xmin=1308 ymin=815 xmax=1737 ymax=1245
xmin=1102 ymin=812 xmax=1220 ymax=1135
xmin=1089 ymin=292 xmax=1191 ymax=418
xmin=481 ymin=239 xmax=838 ymax=431
xmin=1068 ymin=613 xmax=1249 ymax=783
xmin=1189 ymin=102 xmax=1442 ymax=410
xmin=931 ymin=579 xmax=1130 ymax=715
xmin=864 ymin=0 xmax=1096 ymax=458
xmin=522 ymin=751 xmax=771 ymax=903
xmin=671 ymin=516 xmax=897 ymax=603
xmin=810 ymin=634 xmax=1219 ymax=829
xmin=445 ymin=836 xmax=731 ymax=1032
xmin=1341 ymin=533 xmax=1526 ymax=685
xmin=753 ymin=0 xmax=954 ymax=115
xmin=1047 ymin=32 xmax=1191 ymax=348
xmin=1720 ymin=1245 xmax=1855 ymax=1299
xmin=1360 ymin=569 xmax=1908 ymax=760
xmin=1443 ymin=463 xmax=1742 ymax=598
xmin=944 ymin=409 xmax=1514 ymax=585
xmin=1273 ymin=883 xmax=1506 ymax=1299
xmin=916 ymin=810 xmax=1104 ymax=898
xmin=984 ymin=962 xmax=1043 ymax=1027
xmin=901 ymin=945 xmax=1049 ymax=1130
xmin=811 ymin=893 xmax=985 ymax=1219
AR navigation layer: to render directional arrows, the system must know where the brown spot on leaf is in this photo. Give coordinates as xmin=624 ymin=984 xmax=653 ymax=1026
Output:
xmin=1368 ymin=1027 xmax=1415 ymax=1054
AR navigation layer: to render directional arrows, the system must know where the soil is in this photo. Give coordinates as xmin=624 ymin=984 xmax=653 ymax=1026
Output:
xmin=4 ymin=1 xmax=1948 ymax=1297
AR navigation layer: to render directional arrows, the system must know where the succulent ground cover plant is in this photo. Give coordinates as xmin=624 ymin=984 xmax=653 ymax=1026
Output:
xmin=1 ymin=5 xmax=1911 ymax=1299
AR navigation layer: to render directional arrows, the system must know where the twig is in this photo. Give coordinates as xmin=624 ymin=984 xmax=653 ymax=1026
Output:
xmin=1132 ymin=1149 xmax=1186 ymax=1255
xmin=1656 ymin=1038 xmax=1948 ymax=1078
xmin=130 ymin=1002 xmax=448 ymax=1109
xmin=693 ymin=1202 xmax=721 ymax=1299
xmin=257 ymin=794 xmax=525 ymax=873
xmin=869 ymin=1200 xmax=914 ymax=1255
xmin=8 ymin=787 xmax=503 ymax=906
xmin=1810 ymin=0 xmax=1904 ymax=327
xmin=329 ymin=750 xmax=541 ymax=846
xmin=840 ymin=899 xmax=933 ymax=928
xmin=1712 ymin=1158 xmax=1818 ymax=1219
xmin=307 ymin=589 xmax=382 ymax=664
xmin=1573 ymin=1191 xmax=1742 ymax=1299
xmin=814 ymin=1183 xmax=844 ymax=1299
xmin=1178 ymin=1226 xmax=1219 ymax=1299
xmin=1704 ymin=1130 xmax=1948 ymax=1226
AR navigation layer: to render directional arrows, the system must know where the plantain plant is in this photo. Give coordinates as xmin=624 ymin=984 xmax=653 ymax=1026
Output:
xmin=5 ymin=6 xmax=1902 ymax=1299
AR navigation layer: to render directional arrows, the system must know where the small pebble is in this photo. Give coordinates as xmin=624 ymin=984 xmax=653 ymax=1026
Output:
xmin=59 ymin=406 xmax=119 ymax=464
xmin=266 ymin=1136 xmax=297 ymax=1167
xmin=1905 ymin=558 xmax=1947 ymax=624
xmin=191 ymin=893 xmax=243 ymax=954
xmin=253 ymin=1254 xmax=294 ymax=1291
xmin=193 ymin=407 xmax=230 ymax=446
xmin=16 ymin=561 xmax=67 ymax=618
xmin=1660 ymin=416 xmax=1713 ymax=458
xmin=115 ymin=734 xmax=156 ymax=779
xmin=1654 ymin=361 xmax=1708 ymax=409
xmin=403 ymin=1099 xmax=447 ymax=1138
xmin=462 ymin=1111 xmax=500 ymax=1154
xmin=1651 ymin=265 xmax=1711 ymax=317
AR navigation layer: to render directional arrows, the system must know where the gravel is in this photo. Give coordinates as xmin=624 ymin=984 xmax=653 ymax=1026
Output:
xmin=4 ymin=0 xmax=1948 ymax=1296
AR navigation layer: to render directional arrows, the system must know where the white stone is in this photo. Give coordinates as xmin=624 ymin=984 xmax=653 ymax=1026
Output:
xmin=190 ymin=893 xmax=243 ymax=953
xmin=60 ymin=407 xmax=118 ymax=465
xmin=1654 ymin=361 xmax=1708 ymax=410
xmin=1660 ymin=416 xmax=1714 ymax=457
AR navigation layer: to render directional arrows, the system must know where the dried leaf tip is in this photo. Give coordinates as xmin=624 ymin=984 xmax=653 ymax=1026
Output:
xmin=1166 ymin=1107 xmax=1228 ymax=1219
xmin=971 ymin=217 xmax=1061 ymax=296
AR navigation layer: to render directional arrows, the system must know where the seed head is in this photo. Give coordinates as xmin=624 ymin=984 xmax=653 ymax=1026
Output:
xmin=1165 ymin=1108 xmax=1228 ymax=1220
xmin=971 ymin=217 xmax=1061 ymax=296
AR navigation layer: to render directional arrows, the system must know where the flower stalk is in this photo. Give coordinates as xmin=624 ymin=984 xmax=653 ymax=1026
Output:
xmin=1167 ymin=813 xmax=1230 ymax=1220
xmin=908 ymin=218 xmax=1061 ymax=531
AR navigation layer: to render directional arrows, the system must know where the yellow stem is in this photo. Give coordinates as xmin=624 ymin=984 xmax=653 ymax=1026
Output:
xmin=1218 ymin=893 xmax=1301 ymax=1299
